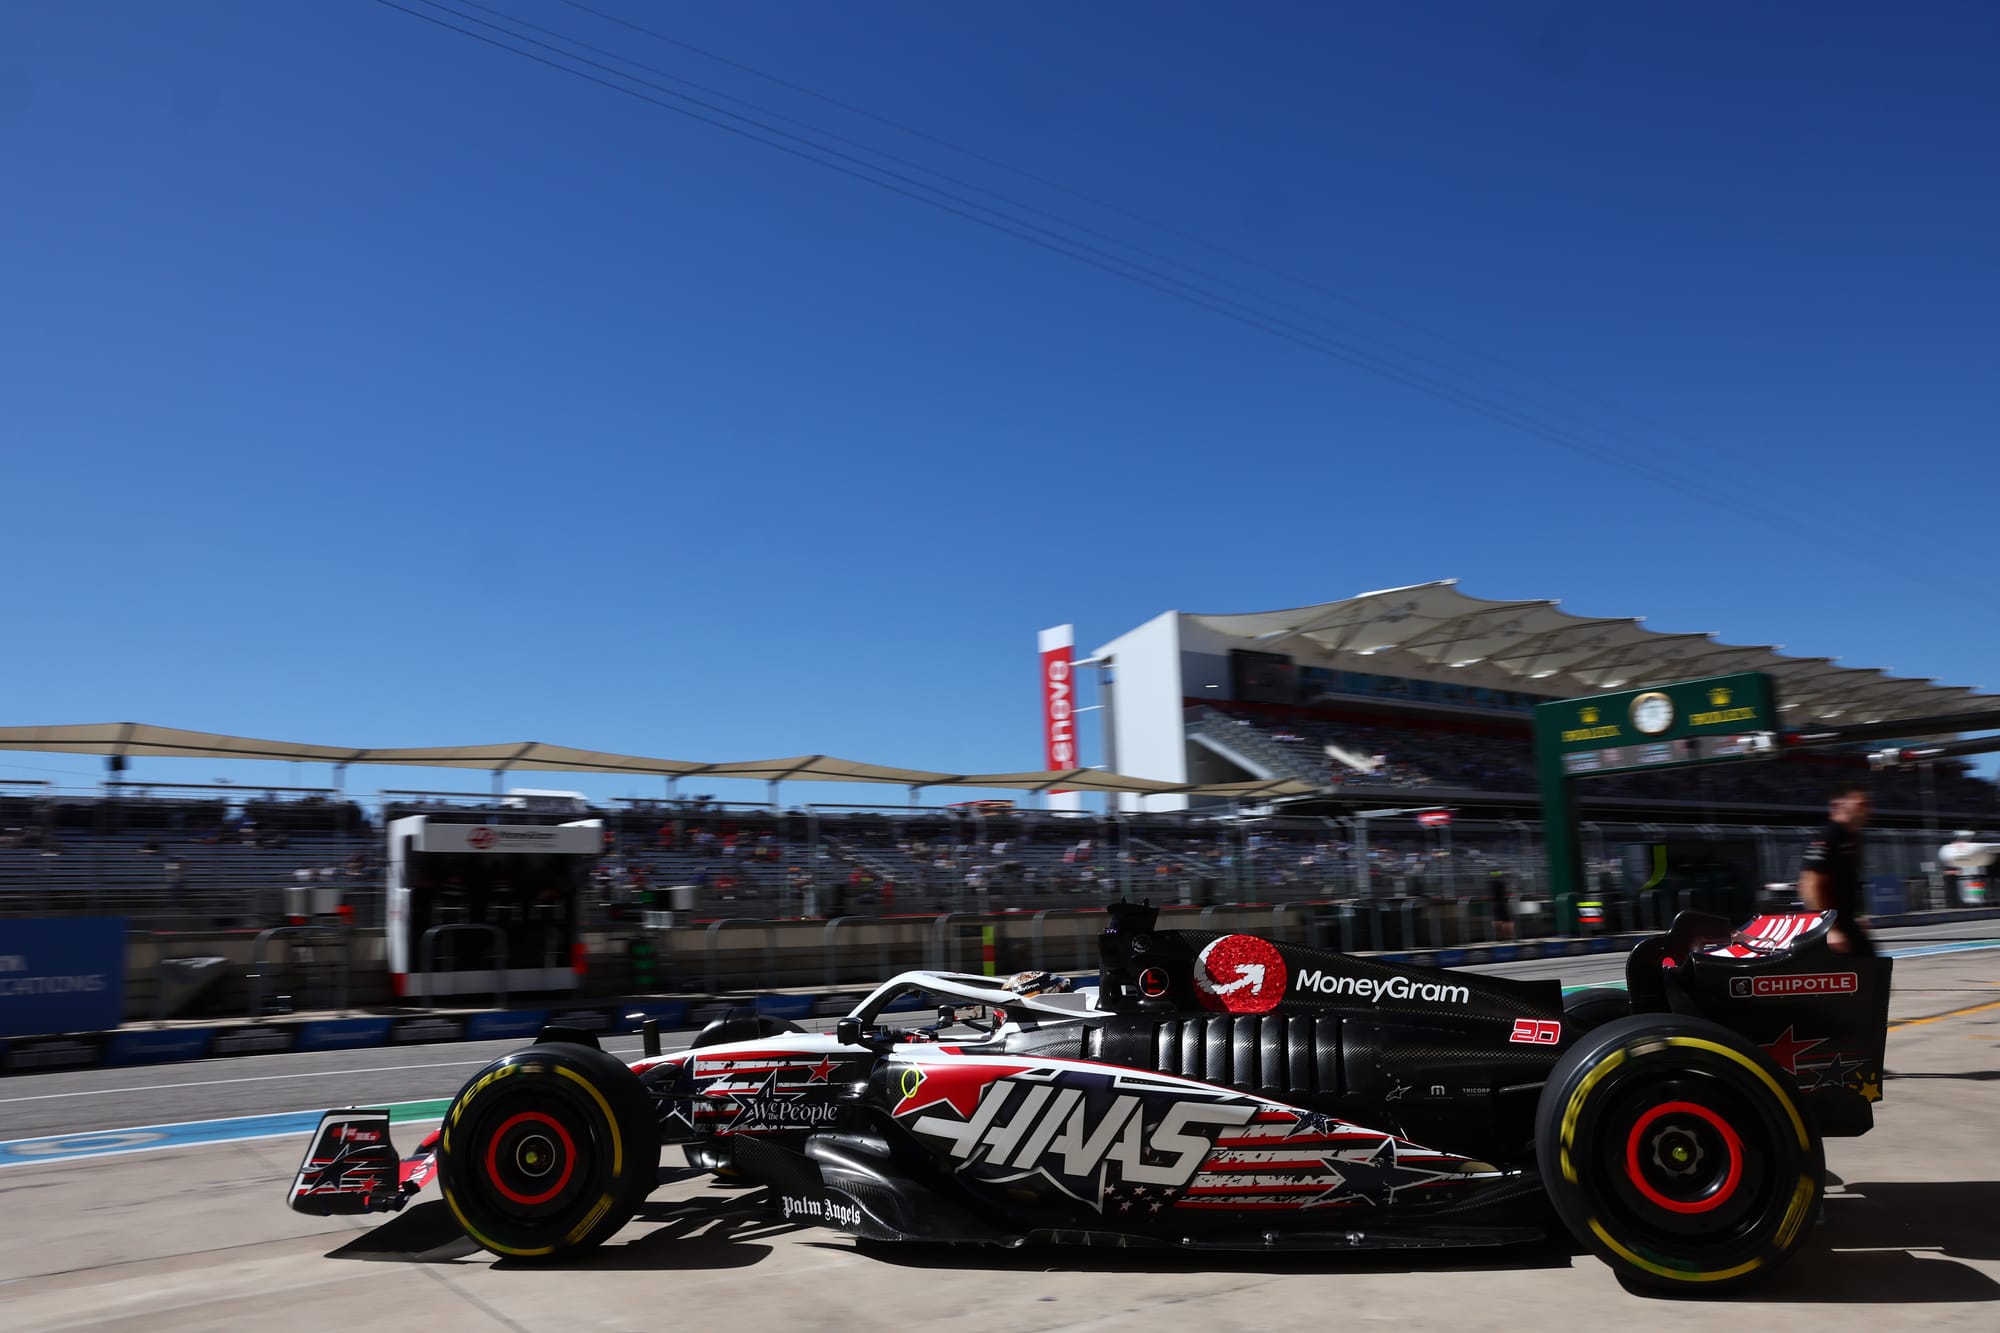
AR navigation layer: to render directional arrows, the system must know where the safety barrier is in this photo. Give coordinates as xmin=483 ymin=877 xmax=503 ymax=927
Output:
xmin=8 ymin=903 xmax=1996 ymax=1075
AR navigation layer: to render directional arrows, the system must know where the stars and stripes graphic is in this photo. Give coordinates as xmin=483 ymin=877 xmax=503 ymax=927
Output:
xmin=1177 ymin=1134 xmax=1468 ymax=1211
xmin=1704 ymin=912 xmax=1828 ymax=958
xmin=657 ymin=1050 xmax=857 ymax=1136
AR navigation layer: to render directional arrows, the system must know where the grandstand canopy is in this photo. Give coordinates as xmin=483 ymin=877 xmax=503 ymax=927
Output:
xmin=1190 ymin=580 xmax=1989 ymax=725
xmin=0 ymin=724 xmax=1316 ymax=800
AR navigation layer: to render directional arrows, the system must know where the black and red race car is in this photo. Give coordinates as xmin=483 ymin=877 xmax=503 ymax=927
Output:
xmin=288 ymin=903 xmax=1891 ymax=1293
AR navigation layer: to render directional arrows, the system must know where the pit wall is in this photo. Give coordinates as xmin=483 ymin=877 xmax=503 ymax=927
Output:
xmin=5 ymin=905 xmax=1991 ymax=1078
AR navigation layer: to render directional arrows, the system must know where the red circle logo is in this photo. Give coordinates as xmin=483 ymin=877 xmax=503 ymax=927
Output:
xmin=467 ymin=827 xmax=497 ymax=850
xmin=1193 ymin=934 xmax=1287 ymax=1013
xmin=1137 ymin=966 xmax=1171 ymax=998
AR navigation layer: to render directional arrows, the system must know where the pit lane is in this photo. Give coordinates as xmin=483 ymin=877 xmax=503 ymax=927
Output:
xmin=3 ymin=926 xmax=1997 ymax=1330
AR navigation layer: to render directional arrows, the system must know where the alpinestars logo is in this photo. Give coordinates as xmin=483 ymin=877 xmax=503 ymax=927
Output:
xmin=1294 ymin=969 xmax=1471 ymax=1006
xmin=902 ymin=1067 xmax=1257 ymax=1210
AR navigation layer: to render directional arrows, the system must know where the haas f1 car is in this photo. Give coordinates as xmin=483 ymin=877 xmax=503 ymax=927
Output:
xmin=289 ymin=904 xmax=1891 ymax=1293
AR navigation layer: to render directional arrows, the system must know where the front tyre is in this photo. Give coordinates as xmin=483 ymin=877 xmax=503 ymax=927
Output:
xmin=438 ymin=1042 xmax=657 ymax=1261
xmin=1535 ymin=1014 xmax=1821 ymax=1294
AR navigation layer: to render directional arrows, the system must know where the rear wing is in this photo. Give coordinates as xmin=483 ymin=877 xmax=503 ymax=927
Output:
xmin=1628 ymin=911 xmax=1892 ymax=1137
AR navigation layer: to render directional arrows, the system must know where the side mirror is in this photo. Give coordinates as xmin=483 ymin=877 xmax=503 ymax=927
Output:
xmin=835 ymin=1017 xmax=863 ymax=1046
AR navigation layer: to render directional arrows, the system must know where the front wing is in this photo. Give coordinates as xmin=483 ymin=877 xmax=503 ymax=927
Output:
xmin=287 ymin=1109 xmax=439 ymax=1216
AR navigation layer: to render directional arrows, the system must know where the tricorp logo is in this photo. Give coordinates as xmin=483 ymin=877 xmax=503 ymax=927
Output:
xmin=1192 ymin=935 xmax=1286 ymax=1014
xmin=466 ymin=827 xmax=497 ymax=850
xmin=1728 ymin=972 xmax=1858 ymax=999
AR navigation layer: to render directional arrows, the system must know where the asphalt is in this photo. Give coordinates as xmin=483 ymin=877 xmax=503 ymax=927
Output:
xmin=0 ymin=930 xmax=1995 ymax=1330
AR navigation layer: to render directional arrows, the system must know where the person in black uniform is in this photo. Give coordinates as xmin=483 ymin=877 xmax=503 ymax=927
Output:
xmin=1799 ymin=784 xmax=1875 ymax=956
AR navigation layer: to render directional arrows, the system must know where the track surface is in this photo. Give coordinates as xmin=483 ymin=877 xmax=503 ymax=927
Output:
xmin=4 ymin=921 xmax=1997 ymax=1330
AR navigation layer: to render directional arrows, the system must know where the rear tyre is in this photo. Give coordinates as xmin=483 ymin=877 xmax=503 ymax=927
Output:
xmin=1561 ymin=987 xmax=1632 ymax=1035
xmin=438 ymin=1042 xmax=657 ymax=1261
xmin=1535 ymin=1014 xmax=1820 ymax=1294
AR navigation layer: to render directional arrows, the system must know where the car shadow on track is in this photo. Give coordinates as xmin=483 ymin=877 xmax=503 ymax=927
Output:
xmin=323 ymin=1184 xmax=807 ymax=1270
xmin=1700 ymin=1181 xmax=2000 ymax=1305
xmin=831 ymin=1235 xmax=1577 ymax=1281
xmin=325 ymin=1176 xmax=2000 ymax=1300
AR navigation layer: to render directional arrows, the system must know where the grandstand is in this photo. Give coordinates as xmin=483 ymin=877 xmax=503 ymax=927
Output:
xmin=1093 ymin=581 xmax=1999 ymax=821
xmin=1 ymin=579 xmax=1995 ymax=1006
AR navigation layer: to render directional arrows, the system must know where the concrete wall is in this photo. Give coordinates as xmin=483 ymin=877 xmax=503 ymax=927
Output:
xmin=111 ymin=907 xmax=1336 ymax=1012
xmin=1095 ymin=612 xmax=1189 ymax=812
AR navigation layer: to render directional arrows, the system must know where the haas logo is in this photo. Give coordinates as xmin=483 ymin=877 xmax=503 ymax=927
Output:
xmin=467 ymin=827 xmax=497 ymax=850
xmin=1193 ymin=935 xmax=1286 ymax=1014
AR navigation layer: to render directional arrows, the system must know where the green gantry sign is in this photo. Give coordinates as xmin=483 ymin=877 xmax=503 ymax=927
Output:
xmin=1534 ymin=671 xmax=1778 ymax=932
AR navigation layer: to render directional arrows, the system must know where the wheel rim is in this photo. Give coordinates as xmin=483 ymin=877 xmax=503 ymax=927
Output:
xmin=484 ymin=1110 xmax=579 ymax=1207
xmin=1622 ymin=1099 xmax=1743 ymax=1215
xmin=462 ymin=1086 xmax=598 ymax=1221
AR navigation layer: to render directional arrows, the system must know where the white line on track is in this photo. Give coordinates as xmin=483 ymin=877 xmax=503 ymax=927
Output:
xmin=0 ymin=1045 xmax=655 ymax=1105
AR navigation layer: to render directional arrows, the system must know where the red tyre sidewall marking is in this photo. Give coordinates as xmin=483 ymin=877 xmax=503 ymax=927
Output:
xmin=485 ymin=1110 xmax=578 ymax=1207
xmin=1624 ymin=1099 xmax=1743 ymax=1215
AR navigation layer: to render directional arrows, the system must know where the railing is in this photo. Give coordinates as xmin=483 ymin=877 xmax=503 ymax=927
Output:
xmin=704 ymin=917 xmax=777 ymax=996
xmin=246 ymin=924 xmax=351 ymax=1018
xmin=1028 ymin=908 xmax=1104 ymax=973
xmin=822 ymin=915 xmax=893 ymax=989
xmin=927 ymin=912 xmax=1006 ymax=974
xmin=415 ymin=924 xmax=508 ymax=1010
xmin=1269 ymin=900 xmax=1327 ymax=949
xmin=1185 ymin=707 xmax=1329 ymax=789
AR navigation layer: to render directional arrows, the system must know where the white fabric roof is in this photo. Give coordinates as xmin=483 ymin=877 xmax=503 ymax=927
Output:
xmin=0 ymin=724 xmax=1315 ymax=799
xmin=1190 ymin=580 xmax=1988 ymax=724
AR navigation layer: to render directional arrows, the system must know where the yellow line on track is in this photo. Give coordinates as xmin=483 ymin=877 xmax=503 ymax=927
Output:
xmin=1889 ymin=997 xmax=2000 ymax=1030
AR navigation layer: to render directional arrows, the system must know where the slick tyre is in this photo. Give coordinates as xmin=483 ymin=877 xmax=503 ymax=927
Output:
xmin=1535 ymin=1014 xmax=1821 ymax=1295
xmin=438 ymin=1042 xmax=657 ymax=1261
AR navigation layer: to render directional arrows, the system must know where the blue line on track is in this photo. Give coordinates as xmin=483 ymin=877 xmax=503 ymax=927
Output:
xmin=0 ymin=1099 xmax=450 ymax=1169
xmin=1882 ymin=939 xmax=2000 ymax=960
xmin=0 ymin=1109 xmax=326 ymax=1167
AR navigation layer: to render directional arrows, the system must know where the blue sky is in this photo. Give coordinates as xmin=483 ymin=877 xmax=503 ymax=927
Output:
xmin=4 ymin=1 xmax=1998 ymax=805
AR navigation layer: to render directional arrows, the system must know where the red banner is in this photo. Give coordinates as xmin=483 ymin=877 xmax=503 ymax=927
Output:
xmin=1038 ymin=625 xmax=1077 ymax=788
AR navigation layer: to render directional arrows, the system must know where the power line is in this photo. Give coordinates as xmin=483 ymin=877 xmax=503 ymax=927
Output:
xmin=371 ymin=4 xmax=1728 ymax=510
xmin=368 ymin=0 xmax=1996 ymax=610
xmin=552 ymin=0 xmax=1750 ymax=465
xmin=458 ymin=0 xmax=1705 ymax=465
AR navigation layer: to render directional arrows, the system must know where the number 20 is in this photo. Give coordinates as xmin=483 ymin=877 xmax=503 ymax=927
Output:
xmin=1510 ymin=1018 xmax=1561 ymax=1045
